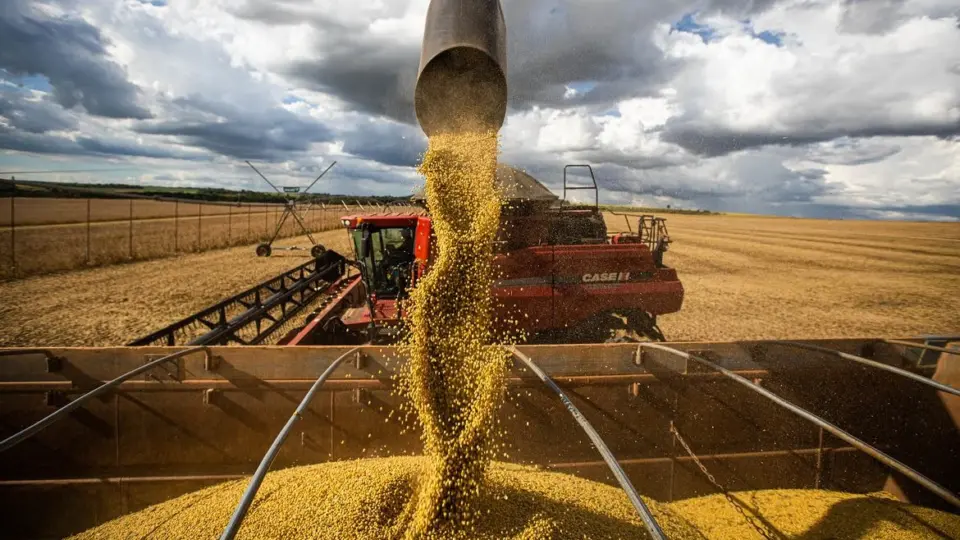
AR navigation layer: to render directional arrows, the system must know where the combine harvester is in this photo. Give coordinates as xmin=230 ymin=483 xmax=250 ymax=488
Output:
xmin=126 ymin=162 xmax=683 ymax=348
xmin=1 ymin=0 xmax=958 ymax=538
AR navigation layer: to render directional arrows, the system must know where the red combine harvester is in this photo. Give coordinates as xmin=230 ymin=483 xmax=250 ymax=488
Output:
xmin=283 ymin=164 xmax=683 ymax=345
xmin=128 ymin=164 xmax=684 ymax=347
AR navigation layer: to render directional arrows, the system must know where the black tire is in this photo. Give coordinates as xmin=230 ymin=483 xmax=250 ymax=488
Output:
xmin=256 ymin=243 xmax=272 ymax=257
xmin=311 ymin=244 xmax=327 ymax=258
xmin=628 ymin=310 xmax=666 ymax=342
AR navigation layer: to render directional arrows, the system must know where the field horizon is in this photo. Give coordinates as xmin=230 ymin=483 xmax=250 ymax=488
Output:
xmin=0 ymin=211 xmax=956 ymax=347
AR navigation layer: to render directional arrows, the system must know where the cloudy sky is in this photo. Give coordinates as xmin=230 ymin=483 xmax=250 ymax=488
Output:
xmin=1 ymin=0 xmax=958 ymax=220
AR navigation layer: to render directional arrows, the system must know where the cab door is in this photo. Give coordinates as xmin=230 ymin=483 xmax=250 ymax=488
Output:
xmin=413 ymin=216 xmax=432 ymax=282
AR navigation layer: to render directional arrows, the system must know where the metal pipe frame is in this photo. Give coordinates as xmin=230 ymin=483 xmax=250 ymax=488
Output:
xmin=638 ymin=342 xmax=960 ymax=509
xmin=220 ymin=347 xmax=360 ymax=540
xmin=772 ymin=340 xmax=959 ymax=397
xmin=883 ymin=339 xmax=960 ymax=356
xmin=0 ymin=346 xmax=211 ymax=453
xmin=128 ymin=254 xmax=346 ymax=346
xmin=509 ymin=347 xmax=667 ymax=540
xmin=0 ymin=369 xmax=773 ymax=394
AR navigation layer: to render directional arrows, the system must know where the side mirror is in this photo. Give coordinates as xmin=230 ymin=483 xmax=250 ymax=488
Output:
xmin=359 ymin=227 xmax=372 ymax=259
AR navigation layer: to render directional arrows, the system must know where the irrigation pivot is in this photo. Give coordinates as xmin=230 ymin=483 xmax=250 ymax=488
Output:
xmin=245 ymin=160 xmax=337 ymax=257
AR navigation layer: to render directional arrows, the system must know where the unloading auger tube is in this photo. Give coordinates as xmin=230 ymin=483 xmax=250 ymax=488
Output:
xmin=415 ymin=0 xmax=507 ymax=136
xmin=636 ymin=342 xmax=960 ymax=510
xmin=508 ymin=347 xmax=668 ymax=540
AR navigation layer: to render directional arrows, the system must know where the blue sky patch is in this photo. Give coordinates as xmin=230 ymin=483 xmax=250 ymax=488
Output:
xmin=0 ymin=71 xmax=53 ymax=93
xmin=754 ymin=29 xmax=785 ymax=46
xmin=282 ymin=94 xmax=304 ymax=105
xmin=672 ymin=13 xmax=717 ymax=43
xmin=567 ymin=80 xmax=598 ymax=94
xmin=673 ymin=13 xmax=785 ymax=47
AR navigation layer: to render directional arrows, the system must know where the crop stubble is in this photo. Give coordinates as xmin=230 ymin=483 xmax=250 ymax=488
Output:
xmin=0 ymin=213 xmax=956 ymax=347
xmin=0 ymin=230 xmax=354 ymax=347
xmin=602 ymin=214 xmax=960 ymax=340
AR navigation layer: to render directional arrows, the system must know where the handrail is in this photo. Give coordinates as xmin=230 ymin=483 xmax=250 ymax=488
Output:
xmin=220 ymin=347 xmax=361 ymax=540
xmin=638 ymin=342 xmax=960 ymax=509
xmin=562 ymin=164 xmax=599 ymax=208
xmin=508 ymin=347 xmax=667 ymax=539
xmin=772 ymin=341 xmax=959 ymax=397
xmin=0 ymin=346 xmax=211 ymax=453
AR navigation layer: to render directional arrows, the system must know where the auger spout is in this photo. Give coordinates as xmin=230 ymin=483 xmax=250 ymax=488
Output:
xmin=414 ymin=0 xmax=507 ymax=136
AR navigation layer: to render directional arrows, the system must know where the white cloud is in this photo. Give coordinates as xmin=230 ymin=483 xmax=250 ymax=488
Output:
xmin=1 ymin=0 xmax=958 ymax=220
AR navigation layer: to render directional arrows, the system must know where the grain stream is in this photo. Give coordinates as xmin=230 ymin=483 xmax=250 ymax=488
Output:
xmin=397 ymin=131 xmax=511 ymax=537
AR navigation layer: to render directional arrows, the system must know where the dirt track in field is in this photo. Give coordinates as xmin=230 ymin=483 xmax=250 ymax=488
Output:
xmin=0 ymin=213 xmax=957 ymax=347
xmin=0 ymin=230 xmax=354 ymax=347
xmin=603 ymin=213 xmax=960 ymax=341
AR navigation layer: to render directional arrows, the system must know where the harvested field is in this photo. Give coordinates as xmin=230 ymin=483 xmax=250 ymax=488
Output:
xmin=0 ymin=197 xmax=419 ymax=279
xmin=0 ymin=213 xmax=957 ymax=347
xmin=603 ymin=213 xmax=960 ymax=340
xmin=0 ymin=229 xmax=353 ymax=347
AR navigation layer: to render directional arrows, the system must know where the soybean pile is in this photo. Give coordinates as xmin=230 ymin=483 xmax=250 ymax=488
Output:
xmin=71 ymin=457 xmax=960 ymax=540
xmin=397 ymin=130 xmax=511 ymax=537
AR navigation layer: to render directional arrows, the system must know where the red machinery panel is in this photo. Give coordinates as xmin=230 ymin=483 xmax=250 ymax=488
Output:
xmin=414 ymin=216 xmax=432 ymax=263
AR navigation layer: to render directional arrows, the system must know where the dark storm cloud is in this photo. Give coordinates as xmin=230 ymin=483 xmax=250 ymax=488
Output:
xmin=662 ymin=119 xmax=960 ymax=157
xmin=863 ymin=203 xmax=960 ymax=219
xmin=74 ymin=137 xmax=200 ymax=160
xmin=503 ymin=1 xmax=684 ymax=110
xmin=0 ymin=126 xmax=203 ymax=160
xmin=136 ymin=96 xmax=334 ymax=160
xmin=0 ymin=0 xmax=151 ymax=119
xmin=332 ymin=161 xmax=417 ymax=187
xmin=0 ymin=91 xmax=77 ymax=133
xmin=286 ymin=44 xmax=420 ymax=124
xmin=340 ymin=121 xmax=426 ymax=167
xmin=565 ymin=148 xmax=693 ymax=171
xmin=239 ymin=0 xmax=780 ymax=126
xmin=804 ymin=138 xmax=902 ymax=166
xmin=235 ymin=3 xmax=421 ymax=123
xmin=545 ymin=148 xmax=837 ymax=206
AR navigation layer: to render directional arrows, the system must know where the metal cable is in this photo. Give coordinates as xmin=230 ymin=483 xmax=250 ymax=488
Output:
xmin=220 ymin=346 xmax=361 ymax=540
xmin=670 ymin=425 xmax=781 ymax=540
xmin=638 ymin=342 xmax=960 ymax=509
xmin=0 ymin=346 xmax=211 ymax=453
xmin=509 ymin=347 xmax=668 ymax=540
xmin=772 ymin=341 xmax=959 ymax=397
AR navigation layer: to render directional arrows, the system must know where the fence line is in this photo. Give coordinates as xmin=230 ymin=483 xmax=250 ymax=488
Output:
xmin=0 ymin=195 xmax=422 ymax=280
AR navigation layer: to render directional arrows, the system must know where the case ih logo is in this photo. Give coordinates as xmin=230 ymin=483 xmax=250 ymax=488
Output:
xmin=582 ymin=272 xmax=631 ymax=283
